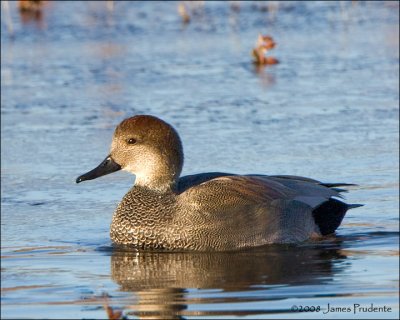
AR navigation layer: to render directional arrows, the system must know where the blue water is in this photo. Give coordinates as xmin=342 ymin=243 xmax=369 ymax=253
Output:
xmin=1 ymin=1 xmax=399 ymax=319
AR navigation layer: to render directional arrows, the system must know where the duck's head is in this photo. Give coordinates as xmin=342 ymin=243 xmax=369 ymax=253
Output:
xmin=76 ymin=115 xmax=184 ymax=192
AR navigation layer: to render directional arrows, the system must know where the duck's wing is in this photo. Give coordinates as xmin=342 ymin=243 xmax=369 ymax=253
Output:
xmin=178 ymin=173 xmax=355 ymax=201
xmin=177 ymin=175 xmax=361 ymax=248
xmin=180 ymin=174 xmax=345 ymax=212
xmin=178 ymin=175 xmax=321 ymax=248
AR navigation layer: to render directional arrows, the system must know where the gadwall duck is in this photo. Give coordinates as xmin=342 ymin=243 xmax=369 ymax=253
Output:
xmin=76 ymin=115 xmax=362 ymax=251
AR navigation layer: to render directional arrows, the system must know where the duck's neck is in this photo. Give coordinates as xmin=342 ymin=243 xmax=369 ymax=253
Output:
xmin=134 ymin=173 xmax=178 ymax=193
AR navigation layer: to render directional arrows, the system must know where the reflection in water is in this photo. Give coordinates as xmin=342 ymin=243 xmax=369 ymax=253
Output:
xmin=253 ymin=64 xmax=276 ymax=87
xmin=18 ymin=0 xmax=46 ymax=27
xmin=110 ymin=243 xmax=347 ymax=318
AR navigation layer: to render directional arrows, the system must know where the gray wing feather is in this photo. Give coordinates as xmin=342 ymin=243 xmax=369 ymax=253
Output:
xmin=249 ymin=175 xmax=341 ymax=208
xmin=180 ymin=173 xmax=344 ymax=210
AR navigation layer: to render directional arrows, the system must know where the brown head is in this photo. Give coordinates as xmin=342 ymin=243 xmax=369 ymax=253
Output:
xmin=76 ymin=115 xmax=184 ymax=192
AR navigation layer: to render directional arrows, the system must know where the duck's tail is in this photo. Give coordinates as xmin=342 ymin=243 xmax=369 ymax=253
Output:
xmin=312 ymin=199 xmax=363 ymax=236
xmin=347 ymin=203 xmax=364 ymax=209
xmin=321 ymin=182 xmax=358 ymax=188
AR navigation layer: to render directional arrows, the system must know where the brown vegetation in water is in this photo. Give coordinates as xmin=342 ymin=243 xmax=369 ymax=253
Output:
xmin=18 ymin=0 xmax=46 ymax=24
xmin=102 ymin=293 xmax=126 ymax=320
xmin=252 ymin=34 xmax=279 ymax=65
xmin=177 ymin=1 xmax=205 ymax=24
xmin=178 ymin=2 xmax=191 ymax=24
xmin=18 ymin=0 xmax=44 ymax=13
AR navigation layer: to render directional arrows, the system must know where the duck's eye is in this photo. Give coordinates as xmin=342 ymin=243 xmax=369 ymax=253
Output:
xmin=127 ymin=138 xmax=137 ymax=144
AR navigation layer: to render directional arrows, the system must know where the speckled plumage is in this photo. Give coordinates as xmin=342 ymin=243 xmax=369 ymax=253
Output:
xmin=77 ymin=115 xmax=362 ymax=251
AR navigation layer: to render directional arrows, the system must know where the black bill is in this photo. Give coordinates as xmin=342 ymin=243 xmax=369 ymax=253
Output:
xmin=76 ymin=155 xmax=121 ymax=183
